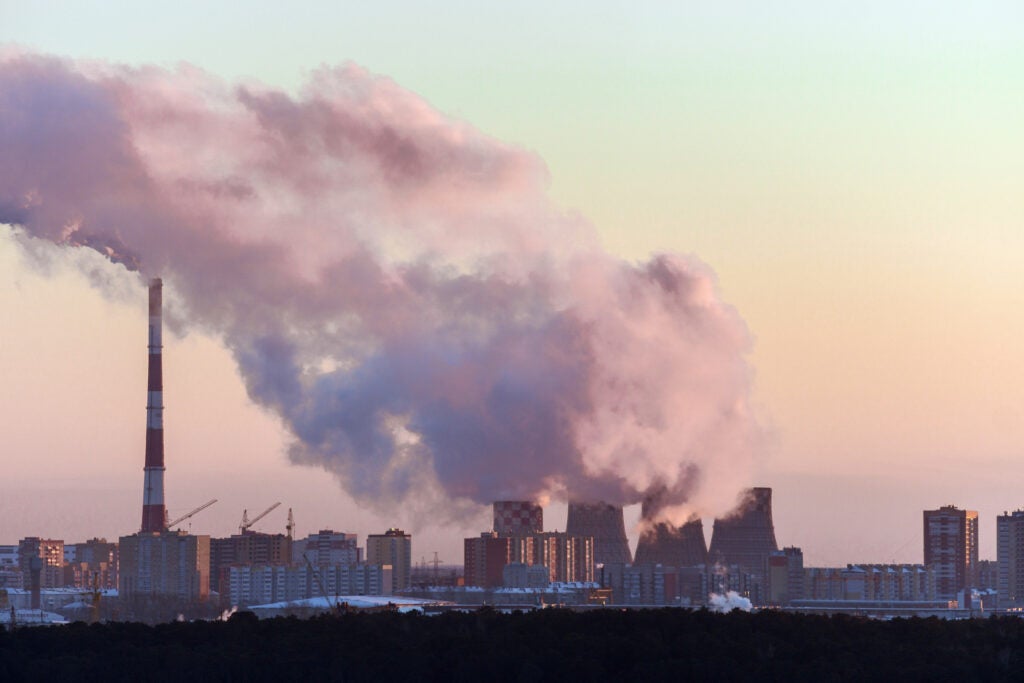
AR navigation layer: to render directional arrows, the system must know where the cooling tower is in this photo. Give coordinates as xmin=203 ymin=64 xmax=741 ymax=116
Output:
xmin=565 ymin=501 xmax=633 ymax=565
xmin=707 ymin=487 xmax=778 ymax=572
xmin=141 ymin=278 xmax=166 ymax=533
xmin=493 ymin=501 xmax=543 ymax=536
xmin=633 ymin=517 xmax=708 ymax=567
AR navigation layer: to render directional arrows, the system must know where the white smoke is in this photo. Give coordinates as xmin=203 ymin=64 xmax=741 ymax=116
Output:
xmin=708 ymin=591 xmax=752 ymax=613
xmin=0 ymin=49 xmax=765 ymax=523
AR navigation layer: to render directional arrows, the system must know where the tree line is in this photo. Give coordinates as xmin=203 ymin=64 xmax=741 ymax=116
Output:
xmin=2 ymin=608 xmax=1024 ymax=681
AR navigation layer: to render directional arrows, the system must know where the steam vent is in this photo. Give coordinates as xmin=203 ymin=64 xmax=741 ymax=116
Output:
xmin=565 ymin=502 xmax=633 ymax=565
xmin=633 ymin=517 xmax=708 ymax=567
xmin=493 ymin=501 xmax=544 ymax=536
xmin=708 ymin=486 xmax=779 ymax=572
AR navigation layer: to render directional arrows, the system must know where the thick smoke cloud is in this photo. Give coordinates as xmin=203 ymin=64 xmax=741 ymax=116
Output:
xmin=0 ymin=50 xmax=762 ymax=521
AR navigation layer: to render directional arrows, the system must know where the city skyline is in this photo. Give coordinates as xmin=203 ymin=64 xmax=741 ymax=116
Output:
xmin=2 ymin=3 xmax=1024 ymax=566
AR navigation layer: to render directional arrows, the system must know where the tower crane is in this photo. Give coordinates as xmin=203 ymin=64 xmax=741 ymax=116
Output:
xmin=166 ymin=499 xmax=218 ymax=530
xmin=239 ymin=502 xmax=281 ymax=534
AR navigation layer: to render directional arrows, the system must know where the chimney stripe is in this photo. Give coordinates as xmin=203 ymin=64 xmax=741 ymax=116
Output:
xmin=141 ymin=278 xmax=166 ymax=532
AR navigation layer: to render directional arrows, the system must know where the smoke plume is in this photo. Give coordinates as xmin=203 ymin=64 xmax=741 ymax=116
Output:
xmin=0 ymin=50 xmax=762 ymax=521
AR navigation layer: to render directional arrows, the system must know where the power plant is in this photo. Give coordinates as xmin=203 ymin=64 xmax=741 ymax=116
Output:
xmin=492 ymin=501 xmax=544 ymax=537
xmin=4 ymin=281 xmax=817 ymax=615
xmin=708 ymin=487 xmax=779 ymax=572
xmin=633 ymin=517 xmax=708 ymax=568
xmin=565 ymin=502 xmax=633 ymax=565
xmin=119 ymin=279 xmax=211 ymax=604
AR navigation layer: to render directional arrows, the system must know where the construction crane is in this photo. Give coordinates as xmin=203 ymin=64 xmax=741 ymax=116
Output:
xmin=166 ymin=499 xmax=218 ymax=529
xmin=301 ymin=552 xmax=343 ymax=614
xmin=239 ymin=502 xmax=281 ymax=534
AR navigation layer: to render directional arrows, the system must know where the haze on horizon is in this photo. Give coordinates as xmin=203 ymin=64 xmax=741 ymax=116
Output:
xmin=1 ymin=2 xmax=1022 ymax=566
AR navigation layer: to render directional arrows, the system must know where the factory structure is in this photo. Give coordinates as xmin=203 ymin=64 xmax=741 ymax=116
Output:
xmin=449 ymin=489 xmax=793 ymax=607
xmin=117 ymin=279 xmax=211 ymax=604
xmin=2 ymin=277 xmax=1021 ymax=620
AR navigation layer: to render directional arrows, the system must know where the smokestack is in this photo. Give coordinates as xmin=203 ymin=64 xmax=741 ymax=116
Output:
xmin=493 ymin=501 xmax=543 ymax=536
xmin=141 ymin=278 xmax=166 ymax=533
xmin=708 ymin=487 xmax=778 ymax=572
xmin=565 ymin=502 xmax=633 ymax=565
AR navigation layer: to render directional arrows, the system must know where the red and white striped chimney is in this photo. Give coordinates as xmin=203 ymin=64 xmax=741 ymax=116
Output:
xmin=141 ymin=278 xmax=166 ymax=533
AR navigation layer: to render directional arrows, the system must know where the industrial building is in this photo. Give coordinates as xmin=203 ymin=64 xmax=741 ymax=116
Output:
xmin=565 ymin=502 xmax=633 ymax=565
xmin=117 ymin=279 xmax=211 ymax=604
xmin=708 ymin=487 xmax=779 ymax=573
xmin=464 ymin=503 xmax=595 ymax=588
xmin=634 ymin=517 xmax=708 ymax=568
xmin=492 ymin=501 xmax=544 ymax=536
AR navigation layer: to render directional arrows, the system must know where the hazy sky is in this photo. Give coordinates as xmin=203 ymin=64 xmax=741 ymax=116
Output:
xmin=1 ymin=2 xmax=1022 ymax=566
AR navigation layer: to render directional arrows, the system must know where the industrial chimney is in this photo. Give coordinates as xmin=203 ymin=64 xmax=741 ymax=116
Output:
xmin=141 ymin=278 xmax=166 ymax=533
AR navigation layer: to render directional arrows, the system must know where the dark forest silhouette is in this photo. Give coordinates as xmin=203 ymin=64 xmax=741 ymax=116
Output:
xmin=3 ymin=608 xmax=1024 ymax=681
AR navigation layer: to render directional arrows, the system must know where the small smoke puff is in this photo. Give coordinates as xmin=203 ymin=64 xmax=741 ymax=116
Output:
xmin=708 ymin=591 xmax=753 ymax=613
xmin=0 ymin=51 xmax=764 ymax=522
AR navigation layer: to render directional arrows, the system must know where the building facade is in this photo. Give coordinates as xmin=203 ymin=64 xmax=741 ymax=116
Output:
xmin=366 ymin=528 xmax=411 ymax=592
xmin=292 ymin=530 xmax=360 ymax=566
xmin=225 ymin=562 xmax=392 ymax=606
xmin=18 ymin=537 xmax=65 ymax=589
xmin=997 ymin=509 xmax=1024 ymax=609
xmin=708 ymin=487 xmax=779 ymax=573
xmin=211 ymin=532 xmax=292 ymax=593
xmin=464 ymin=532 xmax=512 ymax=588
xmin=923 ymin=505 xmax=978 ymax=600
xmin=118 ymin=532 xmax=211 ymax=602
xmin=768 ymin=547 xmax=805 ymax=605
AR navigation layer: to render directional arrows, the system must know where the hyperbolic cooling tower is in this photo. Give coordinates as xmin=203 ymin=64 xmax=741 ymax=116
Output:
xmin=633 ymin=514 xmax=708 ymax=568
xmin=565 ymin=502 xmax=633 ymax=565
xmin=707 ymin=487 xmax=778 ymax=572
xmin=140 ymin=278 xmax=167 ymax=533
xmin=493 ymin=501 xmax=543 ymax=536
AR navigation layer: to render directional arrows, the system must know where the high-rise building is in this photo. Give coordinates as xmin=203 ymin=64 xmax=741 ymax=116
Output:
xmin=708 ymin=487 xmax=779 ymax=573
xmin=768 ymin=547 xmax=804 ymax=605
xmin=118 ymin=531 xmax=211 ymax=602
xmin=366 ymin=528 xmax=411 ymax=592
xmin=18 ymin=537 xmax=65 ymax=589
xmin=532 ymin=532 xmax=595 ymax=584
xmin=997 ymin=509 xmax=1024 ymax=609
xmin=464 ymin=532 xmax=512 ymax=588
xmin=210 ymin=531 xmax=292 ymax=594
xmin=923 ymin=505 xmax=978 ymax=600
xmin=64 ymin=538 xmax=118 ymax=589
xmin=565 ymin=502 xmax=632 ymax=565
xmin=292 ymin=530 xmax=360 ymax=566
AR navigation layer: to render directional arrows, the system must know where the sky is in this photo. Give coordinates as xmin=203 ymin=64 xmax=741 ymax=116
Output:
xmin=1 ymin=2 xmax=1023 ymax=566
